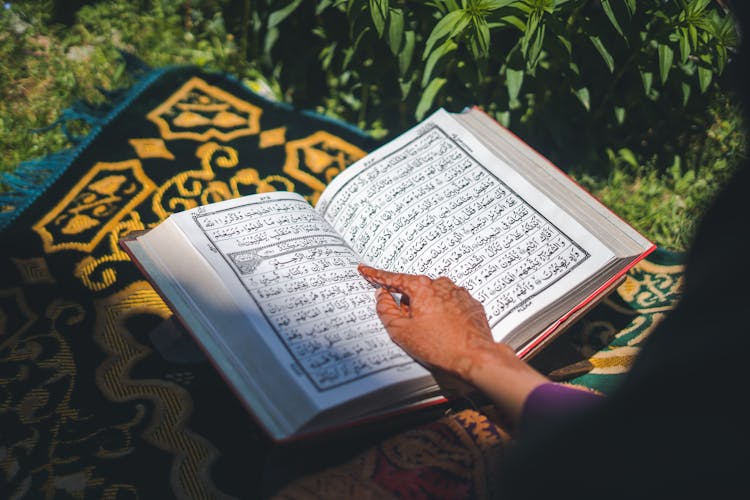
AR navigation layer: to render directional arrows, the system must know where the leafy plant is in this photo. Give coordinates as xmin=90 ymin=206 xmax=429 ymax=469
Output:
xmin=576 ymin=94 xmax=746 ymax=251
xmin=2 ymin=0 xmax=746 ymax=250
xmin=246 ymin=0 xmax=739 ymax=173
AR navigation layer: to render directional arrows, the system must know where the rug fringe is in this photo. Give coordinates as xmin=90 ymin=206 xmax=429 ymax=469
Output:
xmin=35 ymin=107 xmax=106 ymax=144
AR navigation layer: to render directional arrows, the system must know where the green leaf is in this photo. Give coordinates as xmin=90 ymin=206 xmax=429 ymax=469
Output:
xmin=347 ymin=1 xmax=369 ymax=38
xmin=112 ymin=62 xmax=126 ymax=84
xmin=680 ymin=80 xmax=691 ymax=106
xmin=431 ymin=0 xmax=461 ymax=13
xmin=424 ymin=10 xmax=468 ymax=60
xmin=480 ymin=0 xmax=518 ymax=10
xmin=513 ymin=1 xmax=533 ymax=14
xmin=624 ymin=0 xmax=636 ymax=16
xmin=387 ymin=8 xmax=404 ymax=54
xmin=500 ymin=14 xmax=525 ymax=31
xmin=574 ymin=86 xmax=590 ymax=111
xmin=369 ymin=0 xmax=388 ymax=38
xmin=268 ymin=0 xmax=304 ymax=29
xmin=556 ymin=34 xmax=571 ymax=55
xmin=688 ymin=23 xmax=698 ymax=50
xmin=416 ymin=77 xmax=447 ymax=120
xmin=473 ymin=17 xmax=491 ymax=58
xmin=712 ymin=11 xmax=739 ymax=48
xmin=688 ymin=0 xmax=711 ymax=16
xmin=658 ymin=43 xmax=674 ymax=84
xmin=526 ymin=23 xmax=546 ymax=70
xmin=614 ymin=106 xmax=625 ymax=125
xmin=315 ymin=0 xmax=336 ymax=15
xmin=506 ymin=67 xmax=524 ymax=102
xmin=521 ymin=10 xmax=541 ymax=58
xmin=589 ymin=35 xmax=615 ymax=73
xmin=342 ymin=47 xmax=355 ymax=71
xmin=540 ymin=0 xmax=555 ymax=14
xmin=351 ymin=25 xmax=371 ymax=53
xmin=398 ymin=74 xmax=416 ymax=100
xmin=422 ymin=39 xmax=458 ymax=87
xmin=601 ymin=0 xmax=624 ymax=38
xmin=520 ymin=9 xmax=546 ymax=70
xmin=618 ymin=148 xmax=639 ymax=168
xmin=698 ymin=65 xmax=712 ymax=93
xmin=264 ymin=27 xmax=280 ymax=55
xmin=678 ymin=28 xmax=690 ymax=64
xmin=319 ymin=42 xmax=337 ymax=70
xmin=495 ymin=110 xmax=511 ymax=127
xmin=640 ymin=68 xmax=653 ymax=95
xmin=716 ymin=45 xmax=727 ymax=74
xmin=344 ymin=22 xmax=371 ymax=69
xmin=698 ymin=55 xmax=712 ymax=92
xmin=398 ymin=30 xmax=416 ymax=76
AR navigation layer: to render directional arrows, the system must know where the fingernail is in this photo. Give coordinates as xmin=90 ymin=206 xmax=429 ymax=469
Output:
xmin=358 ymin=264 xmax=375 ymax=277
xmin=359 ymin=267 xmax=383 ymax=288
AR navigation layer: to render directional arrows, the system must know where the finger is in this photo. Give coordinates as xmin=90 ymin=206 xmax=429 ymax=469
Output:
xmin=374 ymin=287 xmax=409 ymax=322
xmin=358 ymin=264 xmax=430 ymax=297
xmin=398 ymin=294 xmax=411 ymax=316
xmin=433 ymin=276 xmax=458 ymax=288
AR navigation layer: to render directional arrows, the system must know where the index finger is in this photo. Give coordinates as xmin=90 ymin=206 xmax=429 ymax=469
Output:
xmin=358 ymin=264 xmax=431 ymax=297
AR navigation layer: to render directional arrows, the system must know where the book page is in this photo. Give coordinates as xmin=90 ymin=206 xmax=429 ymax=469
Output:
xmin=317 ymin=109 xmax=615 ymax=342
xmin=167 ymin=192 xmax=430 ymax=408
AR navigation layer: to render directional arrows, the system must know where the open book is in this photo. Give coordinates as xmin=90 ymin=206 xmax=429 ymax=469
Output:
xmin=121 ymin=107 xmax=654 ymax=441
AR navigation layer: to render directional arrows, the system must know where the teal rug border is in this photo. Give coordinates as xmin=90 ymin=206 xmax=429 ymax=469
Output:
xmin=647 ymin=246 xmax=686 ymax=265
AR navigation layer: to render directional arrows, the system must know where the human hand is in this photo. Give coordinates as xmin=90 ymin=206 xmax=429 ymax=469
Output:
xmin=357 ymin=264 xmax=496 ymax=381
xmin=358 ymin=264 xmax=549 ymax=422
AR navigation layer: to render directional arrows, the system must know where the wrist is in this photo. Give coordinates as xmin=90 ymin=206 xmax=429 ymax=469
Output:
xmin=449 ymin=336 xmax=499 ymax=382
xmin=465 ymin=341 xmax=550 ymax=424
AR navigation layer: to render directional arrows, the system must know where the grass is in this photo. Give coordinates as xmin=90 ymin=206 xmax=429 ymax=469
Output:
xmin=573 ymin=94 xmax=747 ymax=251
xmin=1 ymin=1 xmax=746 ymax=252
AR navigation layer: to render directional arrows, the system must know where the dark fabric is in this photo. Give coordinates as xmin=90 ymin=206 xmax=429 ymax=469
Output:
xmin=501 ymin=167 xmax=750 ymax=500
xmin=498 ymin=5 xmax=750 ymax=496
xmin=519 ymin=383 xmax=603 ymax=438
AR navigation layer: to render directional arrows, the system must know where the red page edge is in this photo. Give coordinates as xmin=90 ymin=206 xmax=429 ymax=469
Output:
xmin=464 ymin=105 xmax=658 ymax=359
xmin=517 ymin=243 xmax=657 ymax=359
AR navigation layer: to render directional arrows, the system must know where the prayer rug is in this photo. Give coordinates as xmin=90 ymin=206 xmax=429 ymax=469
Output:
xmin=0 ymin=64 xmax=684 ymax=499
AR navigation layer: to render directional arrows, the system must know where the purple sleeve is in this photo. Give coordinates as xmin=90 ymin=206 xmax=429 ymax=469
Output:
xmin=520 ymin=383 xmax=604 ymax=437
